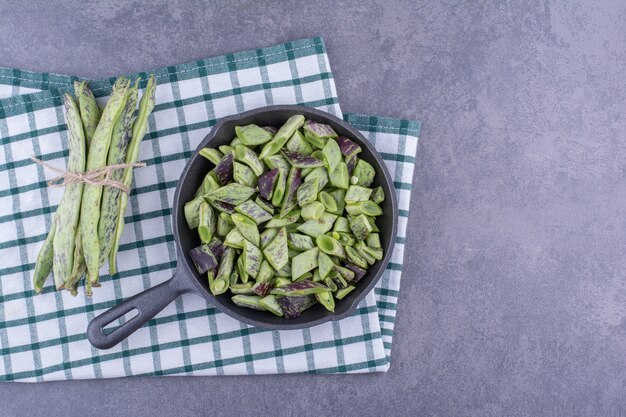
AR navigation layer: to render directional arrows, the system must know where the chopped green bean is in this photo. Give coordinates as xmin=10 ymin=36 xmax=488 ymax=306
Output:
xmin=366 ymin=233 xmax=381 ymax=248
xmin=333 ymin=217 xmax=350 ymax=233
xmin=345 ymin=201 xmax=383 ymax=217
xmin=291 ymin=248 xmax=319 ymax=279
xmin=263 ymin=153 xmax=291 ymax=173
xmin=349 ymin=214 xmax=372 ymax=240
xmin=224 ymin=228 xmax=245 ymax=249
xmin=237 ymin=255 xmax=249 ymax=284
xmin=316 ymin=291 xmax=335 ymax=312
xmin=352 ymin=159 xmax=375 ymax=187
xmin=288 ymin=233 xmax=315 ymax=251
xmin=198 ymin=202 xmax=216 ymax=243
xmin=207 ymin=183 xmax=256 ymax=206
xmin=233 ymin=161 xmax=257 ymax=187
xmin=279 ymin=167 xmax=302 ymax=217
xmin=322 ymin=139 xmax=341 ymax=173
xmin=217 ymin=212 xmax=235 ymax=237
xmin=259 ymin=295 xmax=284 ymax=316
xmin=195 ymin=171 xmax=221 ymax=198
xmin=184 ymin=195 xmax=206 ymax=229
xmin=318 ymin=250 xmax=335 ymax=280
xmin=271 ymin=170 xmax=286 ymax=206
xmin=219 ymin=145 xmax=234 ymax=155
xmin=345 ymin=245 xmax=368 ymax=269
xmin=260 ymin=227 xmax=279 ymax=249
xmin=230 ymin=282 xmax=255 ymax=294
xmin=255 ymin=196 xmax=274 ymax=215
xmin=235 ymin=200 xmax=272 ymax=224
xmin=243 ymin=240 xmax=263 ymax=278
xmin=286 ymin=129 xmax=313 ymax=155
xmin=301 ymin=201 xmax=325 ymax=221
xmin=329 ymin=161 xmax=349 ymax=189
xmin=345 ymin=185 xmax=373 ymax=203
xmin=262 ymin=226 xmax=288 ymax=270
xmin=274 ymin=277 xmax=292 ymax=287
xmin=316 ymin=235 xmax=346 ymax=258
xmin=335 ymin=286 xmax=356 ymax=299
xmin=235 ymin=124 xmax=274 ymax=146
xmin=265 ymin=209 xmax=300 ymax=228
xmin=259 ymin=115 xmax=305 ymax=159
xmin=231 ymin=294 xmax=265 ymax=310
xmin=370 ymin=186 xmax=385 ymax=204
xmin=235 ymin=145 xmax=264 ymax=176
xmin=199 ymin=148 xmax=224 ymax=165
xmin=270 ymin=280 xmax=329 ymax=296
xmin=231 ymin=213 xmax=260 ymax=246
xmin=304 ymin=166 xmax=329 ymax=189
xmin=296 ymin=178 xmax=318 ymax=207
xmin=318 ymin=191 xmax=337 ymax=212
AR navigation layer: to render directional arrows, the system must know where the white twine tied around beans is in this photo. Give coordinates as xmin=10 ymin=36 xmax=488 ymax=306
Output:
xmin=30 ymin=157 xmax=146 ymax=194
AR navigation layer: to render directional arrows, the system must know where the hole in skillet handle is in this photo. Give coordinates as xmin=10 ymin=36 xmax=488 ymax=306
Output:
xmin=102 ymin=308 xmax=139 ymax=335
xmin=175 ymin=105 xmax=399 ymax=330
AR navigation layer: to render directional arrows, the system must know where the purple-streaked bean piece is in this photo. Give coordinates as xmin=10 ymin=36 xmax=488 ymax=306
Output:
xmin=257 ymin=168 xmax=279 ymax=200
xmin=252 ymin=281 xmax=272 ymax=297
xmin=286 ymin=130 xmax=313 ymax=155
xmin=346 ymin=154 xmax=358 ymax=175
xmin=344 ymin=263 xmax=367 ymax=282
xmin=270 ymin=279 xmax=329 ymax=296
xmin=281 ymin=150 xmax=325 ymax=168
xmin=336 ymin=136 xmax=362 ymax=158
xmin=262 ymin=226 xmax=288 ymax=270
xmin=280 ymin=167 xmax=302 ymax=217
xmin=276 ymin=294 xmax=317 ymax=319
xmin=235 ymin=200 xmax=272 ymax=224
xmin=189 ymin=244 xmax=218 ymax=274
xmin=209 ymin=199 xmax=236 ymax=214
xmin=207 ymin=236 xmax=225 ymax=259
xmin=303 ymin=120 xmax=338 ymax=140
xmin=262 ymin=126 xmax=278 ymax=135
xmin=213 ymin=153 xmax=234 ymax=185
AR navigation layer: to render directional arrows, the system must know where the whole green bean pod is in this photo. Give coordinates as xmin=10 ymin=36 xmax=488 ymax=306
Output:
xmin=108 ymin=75 xmax=157 ymax=274
xmin=52 ymin=94 xmax=87 ymax=289
xmin=74 ymin=80 xmax=101 ymax=145
xmin=80 ymin=78 xmax=130 ymax=284
xmin=98 ymin=80 xmax=139 ymax=266
xmin=33 ymin=217 xmax=57 ymax=293
xmin=64 ymin=229 xmax=85 ymax=295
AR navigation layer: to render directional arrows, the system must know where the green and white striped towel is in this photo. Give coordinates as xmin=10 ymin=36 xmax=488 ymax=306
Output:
xmin=0 ymin=37 xmax=420 ymax=381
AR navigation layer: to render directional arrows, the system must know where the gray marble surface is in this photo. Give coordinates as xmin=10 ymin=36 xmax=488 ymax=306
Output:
xmin=1 ymin=1 xmax=626 ymax=416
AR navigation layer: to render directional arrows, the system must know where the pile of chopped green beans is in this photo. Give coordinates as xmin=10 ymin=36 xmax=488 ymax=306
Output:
xmin=185 ymin=115 xmax=385 ymax=319
xmin=33 ymin=76 xmax=157 ymax=296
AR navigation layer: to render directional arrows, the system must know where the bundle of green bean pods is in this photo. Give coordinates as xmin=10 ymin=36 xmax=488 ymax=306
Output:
xmin=33 ymin=76 xmax=156 ymax=296
xmin=185 ymin=115 xmax=385 ymax=318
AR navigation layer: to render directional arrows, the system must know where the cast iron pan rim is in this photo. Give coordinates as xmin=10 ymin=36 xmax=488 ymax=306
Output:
xmin=173 ymin=105 xmax=398 ymax=330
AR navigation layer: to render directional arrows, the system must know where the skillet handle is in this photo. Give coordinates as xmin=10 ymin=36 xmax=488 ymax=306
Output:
xmin=87 ymin=271 xmax=191 ymax=349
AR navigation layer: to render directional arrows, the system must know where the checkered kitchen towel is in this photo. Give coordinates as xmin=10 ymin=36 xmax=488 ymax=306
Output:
xmin=0 ymin=37 xmax=420 ymax=381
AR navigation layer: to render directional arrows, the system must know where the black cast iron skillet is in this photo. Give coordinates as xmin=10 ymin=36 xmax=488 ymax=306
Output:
xmin=87 ymin=105 xmax=398 ymax=349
